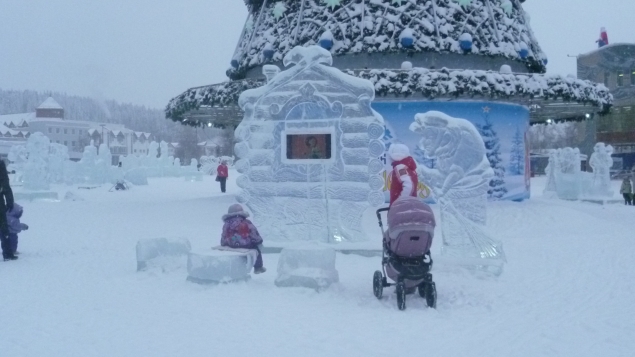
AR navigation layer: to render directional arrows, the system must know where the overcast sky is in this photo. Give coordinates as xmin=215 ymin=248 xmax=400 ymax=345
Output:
xmin=0 ymin=0 xmax=633 ymax=110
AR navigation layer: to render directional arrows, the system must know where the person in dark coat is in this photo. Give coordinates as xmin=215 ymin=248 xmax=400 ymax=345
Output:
xmin=0 ymin=161 xmax=17 ymax=261
xmin=620 ymin=177 xmax=633 ymax=205
xmin=216 ymin=160 xmax=229 ymax=193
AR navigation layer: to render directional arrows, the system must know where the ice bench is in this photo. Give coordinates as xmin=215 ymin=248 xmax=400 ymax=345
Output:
xmin=186 ymin=247 xmax=257 ymax=284
xmin=275 ymin=245 xmax=339 ymax=291
xmin=136 ymin=238 xmax=191 ymax=271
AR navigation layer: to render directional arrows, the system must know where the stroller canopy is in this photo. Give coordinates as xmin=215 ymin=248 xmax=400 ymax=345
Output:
xmin=387 ymin=197 xmax=436 ymax=240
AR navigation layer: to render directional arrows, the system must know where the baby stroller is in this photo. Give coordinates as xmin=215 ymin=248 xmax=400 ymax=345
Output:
xmin=373 ymin=197 xmax=437 ymax=310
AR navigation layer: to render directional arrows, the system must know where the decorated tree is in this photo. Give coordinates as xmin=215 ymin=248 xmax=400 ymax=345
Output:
xmin=229 ymin=0 xmax=547 ymax=79
xmin=478 ymin=117 xmax=507 ymax=199
xmin=508 ymin=126 xmax=525 ymax=176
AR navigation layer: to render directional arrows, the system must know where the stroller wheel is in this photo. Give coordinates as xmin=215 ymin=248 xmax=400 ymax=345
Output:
xmin=373 ymin=271 xmax=383 ymax=299
xmin=425 ymin=282 xmax=437 ymax=309
xmin=396 ymin=282 xmax=407 ymax=311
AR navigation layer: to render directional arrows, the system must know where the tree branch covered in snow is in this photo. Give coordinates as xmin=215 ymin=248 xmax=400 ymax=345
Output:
xmin=165 ymin=68 xmax=613 ymax=126
xmin=165 ymin=80 xmax=264 ymax=127
xmin=352 ymin=68 xmax=613 ymax=106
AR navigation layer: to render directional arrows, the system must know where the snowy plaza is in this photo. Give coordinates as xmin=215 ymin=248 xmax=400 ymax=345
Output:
xmin=2 ymin=0 xmax=635 ymax=355
xmin=1 ymin=174 xmax=634 ymax=356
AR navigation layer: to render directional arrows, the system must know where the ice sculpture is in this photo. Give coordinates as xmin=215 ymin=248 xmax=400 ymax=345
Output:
xmin=275 ymin=245 xmax=339 ymax=291
xmin=48 ymin=143 xmax=69 ymax=184
xmin=96 ymin=143 xmax=113 ymax=184
xmin=77 ymin=143 xmax=102 ymax=185
xmin=7 ymin=144 xmax=28 ymax=174
xmin=234 ymin=45 xmax=385 ymax=243
xmin=589 ymin=143 xmax=614 ymax=197
xmin=543 ymin=149 xmax=558 ymax=198
xmin=410 ymin=111 xmax=505 ymax=274
xmin=23 ymin=133 xmax=51 ymax=191
xmin=555 ymin=147 xmax=583 ymax=200
xmin=199 ymin=155 xmax=217 ymax=175
xmin=136 ymin=238 xmax=191 ymax=271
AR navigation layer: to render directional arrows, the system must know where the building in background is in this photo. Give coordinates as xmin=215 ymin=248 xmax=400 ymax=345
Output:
xmin=578 ymin=43 xmax=635 ymax=170
xmin=0 ymin=97 xmax=152 ymax=163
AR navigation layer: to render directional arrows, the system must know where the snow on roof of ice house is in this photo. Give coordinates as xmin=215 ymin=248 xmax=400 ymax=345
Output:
xmin=228 ymin=0 xmax=546 ymax=80
xmin=37 ymin=97 xmax=63 ymax=110
xmin=238 ymin=46 xmax=378 ymax=120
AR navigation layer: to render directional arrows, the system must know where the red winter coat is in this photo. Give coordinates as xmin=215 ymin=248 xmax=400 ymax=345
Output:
xmin=217 ymin=164 xmax=228 ymax=178
xmin=389 ymin=156 xmax=418 ymax=206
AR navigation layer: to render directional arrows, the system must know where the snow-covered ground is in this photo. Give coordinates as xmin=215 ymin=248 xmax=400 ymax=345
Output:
xmin=2 ymin=174 xmax=634 ymax=356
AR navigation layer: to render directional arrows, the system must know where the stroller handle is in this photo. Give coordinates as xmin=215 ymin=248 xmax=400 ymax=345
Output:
xmin=376 ymin=207 xmax=390 ymax=229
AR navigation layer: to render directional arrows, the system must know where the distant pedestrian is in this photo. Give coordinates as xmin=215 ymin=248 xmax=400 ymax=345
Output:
xmin=620 ymin=177 xmax=632 ymax=205
xmin=0 ymin=161 xmax=17 ymax=261
xmin=216 ymin=160 xmax=229 ymax=193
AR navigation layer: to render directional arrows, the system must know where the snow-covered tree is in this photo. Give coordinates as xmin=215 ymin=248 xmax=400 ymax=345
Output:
xmin=508 ymin=126 xmax=525 ymax=176
xmin=478 ymin=118 xmax=507 ymax=199
xmin=175 ymin=126 xmax=200 ymax=165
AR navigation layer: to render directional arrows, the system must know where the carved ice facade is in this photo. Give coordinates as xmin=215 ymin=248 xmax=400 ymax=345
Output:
xmin=234 ymin=46 xmax=385 ymax=243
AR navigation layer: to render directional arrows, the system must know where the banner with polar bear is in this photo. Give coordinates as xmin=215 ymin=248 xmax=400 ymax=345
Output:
xmin=372 ymin=101 xmax=531 ymax=202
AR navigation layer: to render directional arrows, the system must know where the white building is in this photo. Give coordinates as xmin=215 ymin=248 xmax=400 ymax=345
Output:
xmin=131 ymin=132 xmax=152 ymax=156
xmin=0 ymin=97 xmax=152 ymax=163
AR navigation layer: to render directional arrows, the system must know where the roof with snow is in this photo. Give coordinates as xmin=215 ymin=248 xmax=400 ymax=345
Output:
xmin=228 ymin=0 xmax=546 ymax=80
xmin=37 ymin=97 xmax=63 ymax=110
xmin=0 ymin=112 xmax=35 ymax=128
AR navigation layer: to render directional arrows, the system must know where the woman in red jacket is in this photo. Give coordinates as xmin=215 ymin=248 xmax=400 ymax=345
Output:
xmin=216 ymin=160 xmax=229 ymax=193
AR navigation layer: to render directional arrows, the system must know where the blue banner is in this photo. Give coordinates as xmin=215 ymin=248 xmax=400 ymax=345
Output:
xmin=371 ymin=101 xmax=531 ymax=202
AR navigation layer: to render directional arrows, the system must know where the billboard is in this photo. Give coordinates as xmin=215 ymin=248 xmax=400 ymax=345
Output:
xmin=371 ymin=101 xmax=531 ymax=202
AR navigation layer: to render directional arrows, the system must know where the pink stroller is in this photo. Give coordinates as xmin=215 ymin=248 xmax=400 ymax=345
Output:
xmin=373 ymin=197 xmax=437 ymax=310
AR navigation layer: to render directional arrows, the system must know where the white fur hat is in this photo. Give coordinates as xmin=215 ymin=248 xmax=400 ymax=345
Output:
xmin=389 ymin=144 xmax=410 ymax=161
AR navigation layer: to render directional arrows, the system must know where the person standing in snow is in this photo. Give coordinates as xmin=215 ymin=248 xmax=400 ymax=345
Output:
xmin=6 ymin=203 xmax=28 ymax=256
xmin=220 ymin=204 xmax=266 ymax=274
xmin=0 ymin=160 xmax=17 ymax=261
xmin=620 ymin=177 xmax=632 ymax=205
xmin=216 ymin=160 xmax=229 ymax=193
xmin=388 ymin=144 xmax=419 ymax=206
